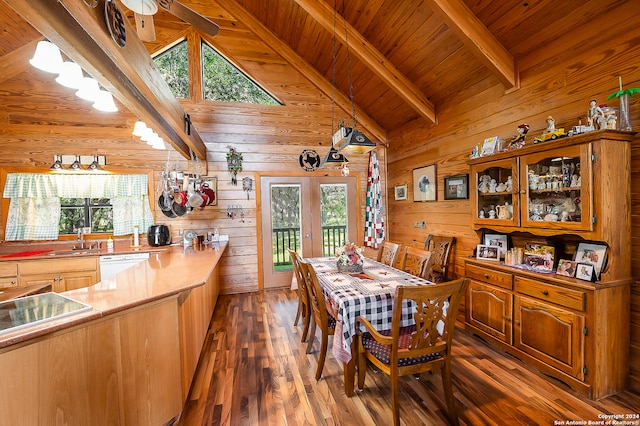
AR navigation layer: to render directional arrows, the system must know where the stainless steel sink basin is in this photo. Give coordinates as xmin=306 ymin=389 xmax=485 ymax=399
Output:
xmin=47 ymin=250 xmax=96 ymax=256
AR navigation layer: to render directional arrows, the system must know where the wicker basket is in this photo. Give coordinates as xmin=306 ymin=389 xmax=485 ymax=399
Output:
xmin=337 ymin=262 xmax=363 ymax=273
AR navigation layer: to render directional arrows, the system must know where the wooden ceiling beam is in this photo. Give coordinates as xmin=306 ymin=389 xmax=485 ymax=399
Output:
xmin=3 ymin=0 xmax=207 ymax=162
xmin=293 ymin=0 xmax=437 ymax=124
xmin=424 ymin=0 xmax=518 ymax=89
xmin=213 ymin=0 xmax=387 ymax=144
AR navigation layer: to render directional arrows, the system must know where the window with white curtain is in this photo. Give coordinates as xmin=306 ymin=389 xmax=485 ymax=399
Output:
xmin=2 ymin=173 xmax=155 ymax=241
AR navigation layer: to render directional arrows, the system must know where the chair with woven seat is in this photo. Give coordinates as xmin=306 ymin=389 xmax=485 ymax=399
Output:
xmin=376 ymin=241 xmax=401 ymax=267
xmin=288 ymin=249 xmax=311 ymax=343
xmin=423 ymin=235 xmax=455 ymax=282
xmin=298 ymin=259 xmax=336 ymax=380
xmin=356 ymin=278 xmax=468 ymax=426
xmin=400 ymin=246 xmax=431 ymax=278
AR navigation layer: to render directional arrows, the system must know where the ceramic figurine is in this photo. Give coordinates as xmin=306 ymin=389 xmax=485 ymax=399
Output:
xmin=488 ymin=206 xmax=496 ymax=219
xmin=496 ymin=182 xmax=507 ymax=192
xmin=587 ymin=99 xmax=606 ymax=129
xmin=489 ymin=179 xmax=497 ymax=193
xmin=508 ymin=123 xmax=529 ymax=150
xmin=571 ymin=174 xmax=580 ymax=187
xmin=506 ymin=176 xmax=513 ymax=192
xmin=546 ymin=116 xmax=556 ymax=132
xmin=479 ymin=209 xmax=485 ymax=219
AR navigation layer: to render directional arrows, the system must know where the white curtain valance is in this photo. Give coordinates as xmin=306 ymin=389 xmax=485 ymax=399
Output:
xmin=3 ymin=173 xmax=150 ymax=199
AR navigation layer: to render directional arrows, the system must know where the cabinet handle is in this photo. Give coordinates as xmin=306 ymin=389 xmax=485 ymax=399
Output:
xmin=541 ymin=290 xmax=549 ymax=296
xmin=484 ymin=274 xmax=490 ymax=279
xmin=504 ymin=316 xmax=511 ymax=322
xmin=515 ymin=321 xmax=520 ymax=326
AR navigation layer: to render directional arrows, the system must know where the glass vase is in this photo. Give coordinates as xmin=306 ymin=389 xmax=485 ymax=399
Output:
xmin=619 ymin=93 xmax=632 ymax=131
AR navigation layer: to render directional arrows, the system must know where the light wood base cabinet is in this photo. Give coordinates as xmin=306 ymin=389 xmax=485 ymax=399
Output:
xmin=465 ymin=259 xmax=629 ymax=399
xmin=0 ymin=261 xmax=18 ymax=289
xmin=18 ymin=257 xmax=99 ymax=291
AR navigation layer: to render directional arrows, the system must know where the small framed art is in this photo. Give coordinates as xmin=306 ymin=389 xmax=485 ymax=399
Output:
xmin=412 ymin=164 xmax=437 ymax=202
xmin=523 ymin=243 xmax=555 ymax=272
xmin=394 ymin=184 xmax=408 ymax=201
xmin=444 ymin=174 xmax=469 ymax=200
xmin=481 ymin=136 xmax=499 ymax=156
xmin=483 ymin=233 xmax=507 ymax=259
xmin=556 ymin=259 xmax=577 ymax=277
xmin=575 ymin=242 xmax=607 ymax=279
xmin=576 ymin=263 xmax=595 ymax=282
xmin=476 ymin=244 xmax=500 ymax=261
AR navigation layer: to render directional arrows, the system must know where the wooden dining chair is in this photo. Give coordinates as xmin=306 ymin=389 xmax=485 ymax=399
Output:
xmin=298 ymin=259 xmax=336 ymax=380
xmin=423 ymin=235 xmax=455 ymax=282
xmin=376 ymin=241 xmax=401 ymax=267
xmin=288 ymin=249 xmax=311 ymax=342
xmin=400 ymin=246 xmax=431 ymax=278
xmin=356 ymin=278 xmax=469 ymax=426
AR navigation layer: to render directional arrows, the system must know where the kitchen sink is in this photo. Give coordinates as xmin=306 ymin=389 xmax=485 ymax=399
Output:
xmin=47 ymin=250 xmax=97 ymax=256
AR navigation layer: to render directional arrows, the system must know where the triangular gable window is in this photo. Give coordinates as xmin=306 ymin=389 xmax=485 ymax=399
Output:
xmin=153 ymin=40 xmax=190 ymax=99
xmin=202 ymin=42 xmax=280 ymax=105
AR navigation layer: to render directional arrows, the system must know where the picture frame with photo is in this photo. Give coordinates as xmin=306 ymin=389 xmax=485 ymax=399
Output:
xmin=556 ymin=259 xmax=577 ymax=277
xmin=476 ymin=244 xmax=500 ymax=261
xmin=394 ymin=184 xmax=408 ymax=201
xmin=412 ymin=164 xmax=437 ymax=202
xmin=574 ymin=242 xmax=607 ymax=279
xmin=523 ymin=243 xmax=555 ymax=272
xmin=443 ymin=174 xmax=469 ymax=200
xmin=575 ymin=263 xmax=595 ymax=282
xmin=483 ymin=233 xmax=508 ymax=259
xmin=481 ymin=136 xmax=499 ymax=156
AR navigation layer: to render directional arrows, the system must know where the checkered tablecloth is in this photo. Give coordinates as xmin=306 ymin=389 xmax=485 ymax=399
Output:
xmin=308 ymin=256 xmax=433 ymax=363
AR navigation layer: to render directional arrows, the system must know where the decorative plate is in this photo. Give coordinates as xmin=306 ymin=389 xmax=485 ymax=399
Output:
xmin=299 ymin=149 xmax=321 ymax=171
xmin=105 ymin=0 xmax=127 ymax=48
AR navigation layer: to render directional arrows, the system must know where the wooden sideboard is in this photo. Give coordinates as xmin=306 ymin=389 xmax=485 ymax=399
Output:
xmin=465 ymin=130 xmax=633 ymax=399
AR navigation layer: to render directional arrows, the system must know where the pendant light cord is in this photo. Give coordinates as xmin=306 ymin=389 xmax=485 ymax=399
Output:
xmin=342 ymin=3 xmax=357 ymax=130
xmin=331 ymin=0 xmax=337 ymax=135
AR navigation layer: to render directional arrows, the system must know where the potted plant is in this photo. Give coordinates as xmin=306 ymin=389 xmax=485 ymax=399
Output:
xmin=607 ymin=77 xmax=639 ymax=131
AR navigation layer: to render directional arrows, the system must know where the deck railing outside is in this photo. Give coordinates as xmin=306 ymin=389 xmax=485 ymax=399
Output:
xmin=273 ymin=225 xmax=347 ymax=266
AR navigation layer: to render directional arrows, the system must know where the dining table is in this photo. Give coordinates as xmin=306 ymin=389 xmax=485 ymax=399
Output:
xmin=307 ymin=255 xmax=434 ymax=396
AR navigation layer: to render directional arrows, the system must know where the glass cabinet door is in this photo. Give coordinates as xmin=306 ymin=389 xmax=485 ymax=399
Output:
xmin=519 ymin=144 xmax=592 ymax=230
xmin=471 ymin=158 xmax=519 ymax=227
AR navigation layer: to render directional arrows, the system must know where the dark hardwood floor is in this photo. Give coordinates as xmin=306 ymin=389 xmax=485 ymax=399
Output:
xmin=177 ymin=289 xmax=640 ymax=425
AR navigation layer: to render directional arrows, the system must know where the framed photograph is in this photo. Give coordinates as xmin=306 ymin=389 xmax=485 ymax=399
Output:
xmin=481 ymin=136 xmax=499 ymax=156
xmin=574 ymin=242 xmax=607 ymax=278
xmin=476 ymin=244 xmax=500 ymax=261
xmin=483 ymin=233 xmax=508 ymax=259
xmin=556 ymin=259 xmax=577 ymax=277
xmin=394 ymin=184 xmax=408 ymax=201
xmin=413 ymin=164 xmax=437 ymax=202
xmin=523 ymin=243 xmax=555 ymax=272
xmin=444 ymin=174 xmax=469 ymax=200
xmin=576 ymin=263 xmax=595 ymax=282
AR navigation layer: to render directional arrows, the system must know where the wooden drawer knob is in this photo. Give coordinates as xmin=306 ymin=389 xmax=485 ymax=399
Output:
xmin=541 ymin=290 xmax=549 ymax=296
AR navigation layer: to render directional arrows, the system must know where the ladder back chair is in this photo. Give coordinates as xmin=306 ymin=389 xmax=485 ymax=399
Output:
xmin=423 ymin=235 xmax=455 ymax=282
xmin=400 ymin=246 xmax=432 ymax=278
xmin=376 ymin=241 xmax=401 ymax=267
xmin=298 ymin=259 xmax=336 ymax=380
xmin=356 ymin=278 xmax=469 ymax=426
xmin=288 ymin=249 xmax=311 ymax=342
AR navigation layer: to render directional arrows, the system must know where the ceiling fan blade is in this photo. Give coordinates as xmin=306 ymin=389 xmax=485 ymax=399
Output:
xmin=158 ymin=0 xmax=219 ymax=37
xmin=134 ymin=13 xmax=156 ymax=42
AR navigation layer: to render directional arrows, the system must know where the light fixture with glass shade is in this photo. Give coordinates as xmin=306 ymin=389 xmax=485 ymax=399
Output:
xmin=92 ymin=89 xmax=118 ymax=112
xmin=75 ymin=76 xmax=101 ymax=102
xmin=50 ymin=155 xmax=64 ymax=171
xmin=29 ymin=40 xmax=63 ymax=74
xmin=86 ymin=155 xmax=102 ymax=171
xmin=55 ymin=61 xmax=84 ymax=89
xmin=68 ymin=155 xmax=82 ymax=171
xmin=329 ymin=2 xmax=376 ymax=156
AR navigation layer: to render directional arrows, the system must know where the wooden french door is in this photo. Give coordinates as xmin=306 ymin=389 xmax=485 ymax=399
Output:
xmin=260 ymin=175 xmax=358 ymax=289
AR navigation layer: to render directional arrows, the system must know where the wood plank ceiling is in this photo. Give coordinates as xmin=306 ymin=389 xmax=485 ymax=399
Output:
xmin=1 ymin=0 xmax=611 ymax=149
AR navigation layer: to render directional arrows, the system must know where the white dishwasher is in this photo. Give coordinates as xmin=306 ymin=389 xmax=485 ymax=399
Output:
xmin=99 ymin=252 xmax=150 ymax=280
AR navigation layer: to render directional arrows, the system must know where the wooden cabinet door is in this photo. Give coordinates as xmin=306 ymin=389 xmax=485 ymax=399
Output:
xmin=514 ymin=295 xmax=585 ymax=380
xmin=19 ymin=274 xmax=60 ymax=291
xmin=0 ymin=277 xmax=19 ymax=289
xmin=61 ymin=271 xmax=98 ymax=291
xmin=466 ymin=280 xmax=513 ymax=345
xmin=470 ymin=157 xmax=520 ymax=229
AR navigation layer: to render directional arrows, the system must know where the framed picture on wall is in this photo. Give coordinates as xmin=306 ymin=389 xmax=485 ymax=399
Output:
xmin=443 ymin=174 xmax=469 ymax=200
xmin=394 ymin=184 xmax=408 ymax=200
xmin=412 ymin=164 xmax=437 ymax=202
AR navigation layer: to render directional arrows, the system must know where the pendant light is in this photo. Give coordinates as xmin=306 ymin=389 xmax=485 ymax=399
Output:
xmin=92 ymin=89 xmax=118 ymax=112
xmin=330 ymin=1 xmax=375 ymax=155
xmin=50 ymin=155 xmax=64 ymax=171
xmin=75 ymin=76 xmax=101 ymax=102
xmin=29 ymin=40 xmax=63 ymax=74
xmin=68 ymin=155 xmax=82 ymax=171
xmin=86 ymin=155 xmax=102 ymax=171
xmin=55 ymin=61 xmax=84 ymax=89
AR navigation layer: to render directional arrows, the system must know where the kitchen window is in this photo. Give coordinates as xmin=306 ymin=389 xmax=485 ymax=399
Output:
xmin=59 ymin=197 xmax=113 ymax=235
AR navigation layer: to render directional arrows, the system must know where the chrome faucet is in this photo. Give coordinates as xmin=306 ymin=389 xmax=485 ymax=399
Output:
xmin=74 ymin=228 xmax=86 ymax=250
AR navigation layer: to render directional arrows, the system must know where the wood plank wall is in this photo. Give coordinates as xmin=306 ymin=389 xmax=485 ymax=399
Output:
xmin=384 ymin=1 xmax=640 ymax=393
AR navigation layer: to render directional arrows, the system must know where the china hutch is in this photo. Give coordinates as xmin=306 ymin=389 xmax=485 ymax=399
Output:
xmin=465 ymin=130 xmax=632 ymax=399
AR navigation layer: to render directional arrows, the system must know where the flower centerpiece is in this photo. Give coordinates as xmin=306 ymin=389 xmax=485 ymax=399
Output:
xmin=336 ymin=241 xmax=364 ymax=273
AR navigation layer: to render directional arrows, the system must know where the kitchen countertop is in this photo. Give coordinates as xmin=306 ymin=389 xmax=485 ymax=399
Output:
xmin=0 ymin=240 xmax=171 ymax=261
xmin=0 ymin=242 xmax=227 ymax=349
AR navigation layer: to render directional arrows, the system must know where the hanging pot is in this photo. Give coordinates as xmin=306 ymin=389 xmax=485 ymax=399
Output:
xmin=201 ymin=182 xmax=215 ymax=205
xmin=171 ymin=200 xmax=188 ymax=216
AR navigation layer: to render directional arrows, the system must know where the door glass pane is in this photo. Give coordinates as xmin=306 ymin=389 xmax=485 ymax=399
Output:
xmin=320 ymin=184 xmax=348 ymax=257
xmin=271 ymin=184 xmax=301 ymax=271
